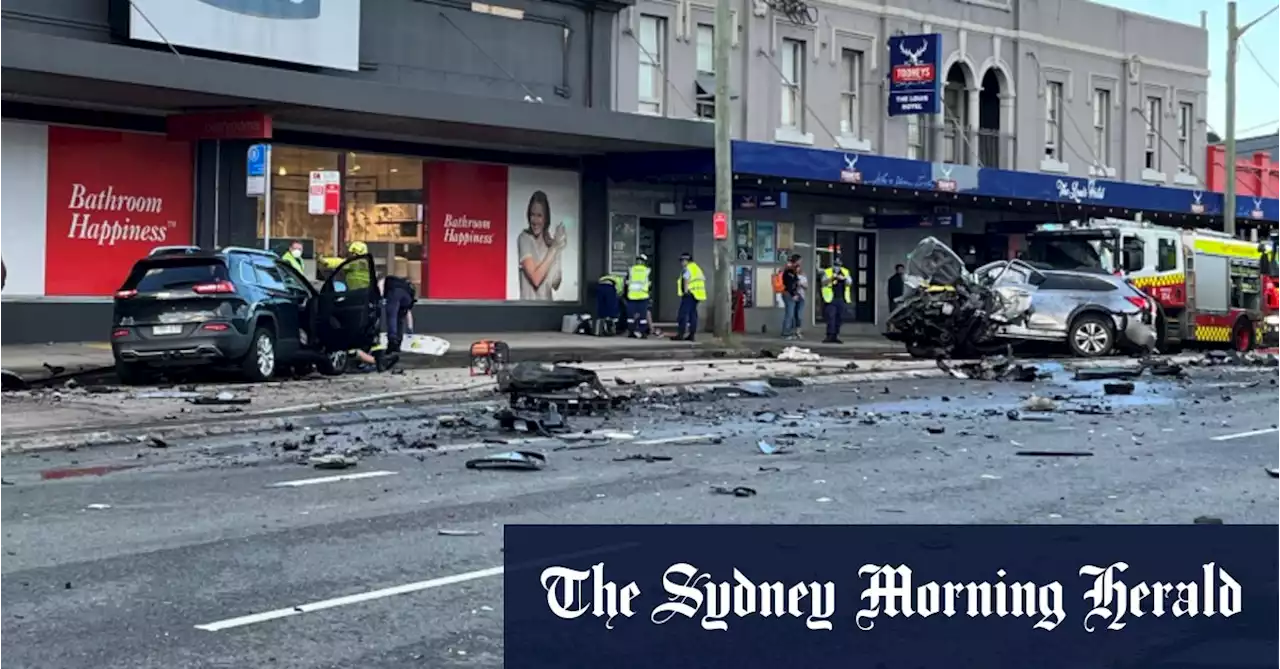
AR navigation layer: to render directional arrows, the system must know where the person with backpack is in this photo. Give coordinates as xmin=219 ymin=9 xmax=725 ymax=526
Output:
xmin=779 ymin=254 xmax=805 ymax=340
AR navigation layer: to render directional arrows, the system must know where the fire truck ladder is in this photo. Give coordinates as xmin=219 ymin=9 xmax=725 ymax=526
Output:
xmin=1180 ymin=239 xmax=1197 ymax=344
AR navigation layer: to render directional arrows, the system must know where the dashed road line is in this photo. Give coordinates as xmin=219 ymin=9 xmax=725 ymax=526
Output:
xmin=1210 ymin=428 xmax=1279 ymax=442
xmin=268 ymin=471 xmax=399 ymax=488
xmin=194 ymin=565 xmax=505 ymax=631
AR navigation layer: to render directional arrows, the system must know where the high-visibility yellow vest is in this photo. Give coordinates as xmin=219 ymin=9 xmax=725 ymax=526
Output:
xmin=598 ymin=274 xmax=623 ymax=291
xmin=626 ymin=265 xmax=651 ymax=300
xmin=281 ymin=252 xmax=304 ymax=274
xmin=678 ymin=262 xmax=707 ymax=301
xmin=822 ymin=267 xmax=852 ymax=303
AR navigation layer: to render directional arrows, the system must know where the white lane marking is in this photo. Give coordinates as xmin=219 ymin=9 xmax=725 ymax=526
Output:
xmin=1210 ymin=428 xmax=1280 ymax=442
xmin=268 ymin=471 xmax=399 ymax=488
xmin=194 ymin=565 xmax=504 ymax=631
xmin=634 ymin=434 xmax=722 ymax=446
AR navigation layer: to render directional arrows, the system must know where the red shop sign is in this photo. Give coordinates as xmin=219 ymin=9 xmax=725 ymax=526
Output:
xmin=425 ymin=161 xmax=509 ymax=300
xmin=45 ymin=126 xmax=194 ymax=296
xmin=166 ymin=110 xmax=273 ymax=141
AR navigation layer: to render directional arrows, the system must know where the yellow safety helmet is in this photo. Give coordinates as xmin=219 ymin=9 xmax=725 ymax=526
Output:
xmin=347 ymin=241 xmax=368 ymax=256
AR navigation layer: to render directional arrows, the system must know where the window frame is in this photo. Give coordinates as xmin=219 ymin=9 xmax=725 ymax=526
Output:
xmin=906 ymin=115 xmax=925 ymax=160
xmin=1145 ymin=96 xmax=1162 ymax=170
xmin=839 ymin=49 xmax=862 ymax=138
xmin=637 ymin=15 xmax=667 ymax=116
xmin=1177 ymin=102 xmax=1193 ymax=165
xmin=780 ymin=38 xmax=805 ymax=130
xmin=695 ymin=23 xmax=714 ymax=74
xmin=1044 ymin=81 xmax=1063 ymax=160
xmin=1092 ymin=88 xmax=1111 ymax=167
xmin=1156 ymin=237 xmax=1178 ymax=273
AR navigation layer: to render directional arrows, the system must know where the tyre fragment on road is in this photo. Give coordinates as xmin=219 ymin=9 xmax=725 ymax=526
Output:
xmin=1103 ymin=382 xmax=1135 ymax=396
xmin=710 ymin=485 xmax=756 ymax=497
xmin=1266 ymin=467 xmax=1279 ymax=479
xmin=465 ymin=450 xmax=547 ymax=471
xmin=1015 ymin=450 xmax=1093 ymax=457
xmin=187 ymin=391 xmax=251 ymax=406
xmin=309 ymin=454 xmax=357 ymax=469
xmin=613 ymin=454 xmax=673 ymax=463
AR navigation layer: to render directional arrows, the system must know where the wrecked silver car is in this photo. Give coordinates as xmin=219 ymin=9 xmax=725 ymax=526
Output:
xmin=884 ymin=237 xmax=1157 ymax=358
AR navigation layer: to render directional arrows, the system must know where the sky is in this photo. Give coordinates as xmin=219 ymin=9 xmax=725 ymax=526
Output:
xmin=1090 ymin=0 xmax=1279 ymax=140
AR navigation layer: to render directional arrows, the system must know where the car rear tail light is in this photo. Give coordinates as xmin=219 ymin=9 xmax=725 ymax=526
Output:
xmin=111 ymin=328 xmax=130 ymax=339
xmin=1124 ymin=296 xmax=1148 ymax=311
xmin=193 ymin=280 xmax=236 ymax=295
xmin=201 ymin=323 xmax=230 ymax=332
xmin=114 ymin=289 xmax=137 ymax=299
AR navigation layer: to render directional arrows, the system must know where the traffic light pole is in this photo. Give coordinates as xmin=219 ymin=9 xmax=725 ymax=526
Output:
xmin=711 ymin=0 xmax=733 ymax=339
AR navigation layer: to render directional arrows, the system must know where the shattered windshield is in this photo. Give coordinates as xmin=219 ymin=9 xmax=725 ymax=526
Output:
xmin=905 ymin=237 xmax=967 ymax=286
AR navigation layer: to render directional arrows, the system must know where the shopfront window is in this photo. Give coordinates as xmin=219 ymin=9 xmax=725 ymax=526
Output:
xmin=345 ymin=152 xmax=425 ymax=295
xmin=257 ymin=146 xmax=340 ymax=261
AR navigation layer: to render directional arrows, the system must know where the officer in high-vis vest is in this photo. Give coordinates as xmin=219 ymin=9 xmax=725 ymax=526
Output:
xmin=821 ymin=256 xmax=852 ymax=344
xmin=596 ymin=273 xmax=624 ymax=336
xmin=281 ymin=241 xmax=306 ymax=275
xmin=675 ymin=252 xmax=707 ymax=341
xmin=625 ymin=254 xmax=652 ymax=338
xmin=344 ymin=241 xmax=371 ymax=290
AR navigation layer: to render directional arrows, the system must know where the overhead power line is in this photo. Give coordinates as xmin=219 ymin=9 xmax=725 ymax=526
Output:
xmin=1240 ymin=39 xmax=1279 ymax=88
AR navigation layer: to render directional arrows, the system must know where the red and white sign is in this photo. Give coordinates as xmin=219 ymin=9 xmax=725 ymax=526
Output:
xmin=166 ymin=110 xmax=273 ymax=141
xmin=425 ymin=161 xmax=509 ymax=300
xmin=45 ymin=126 xmax=193 ymax=296
xmin=713 ymin=212 xmax=729 ymax=240
xmin=308 ymin=170 xmax=341 ymax=216
xmin=892 ymin=64 xmax=935 ymax=85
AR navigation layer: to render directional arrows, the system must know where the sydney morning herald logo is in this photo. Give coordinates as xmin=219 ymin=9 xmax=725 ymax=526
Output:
xmin=196 ymin=0 xmax=321 ymax=19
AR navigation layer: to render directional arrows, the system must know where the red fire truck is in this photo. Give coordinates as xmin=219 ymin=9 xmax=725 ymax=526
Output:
xmin=1025 ymin=218 xmax=1277 ymax=352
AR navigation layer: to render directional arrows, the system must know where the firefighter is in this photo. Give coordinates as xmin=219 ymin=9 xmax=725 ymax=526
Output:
xmin=596 ymin=273 xmax=623 ymax=335
xmin=380 ymin=275 xmax=416 ymax=354
xmin=625 ymin=254 xmax=652 ymax=338
xmin=821 ymin=256 xmax=852 ymax=344
xmin=281 ymin=241 xmax=305 ymax=275
xmin=675 ymin=252 xmax=707 ymax=341
xmin=343 ymin=241 xmax=371 ymax=290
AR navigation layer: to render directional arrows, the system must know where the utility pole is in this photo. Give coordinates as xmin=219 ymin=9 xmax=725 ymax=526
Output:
xmin=1223 ymin=0 xmax=1279 ymax=237
xmin=711 ymin=0 xmax=733 ymax=339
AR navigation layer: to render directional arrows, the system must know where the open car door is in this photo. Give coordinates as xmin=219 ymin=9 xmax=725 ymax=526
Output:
xmin=316 ymin=254 xmax=381 ymax=352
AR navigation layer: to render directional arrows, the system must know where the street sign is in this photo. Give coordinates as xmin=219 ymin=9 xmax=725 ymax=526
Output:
xmin=713 ymin=212 xmax=728 ymax=240
xmin=308 ymin=170 xmax=341 ymax=215
xmin=246 ymin=144 xmax=270 ymax=196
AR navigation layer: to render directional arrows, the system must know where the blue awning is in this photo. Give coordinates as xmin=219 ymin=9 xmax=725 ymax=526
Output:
xmin=607 ymin=140 xmax=1280 ymax=223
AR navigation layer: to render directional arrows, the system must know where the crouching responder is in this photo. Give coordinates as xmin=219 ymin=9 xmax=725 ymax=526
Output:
xmin=675 ymin=252 xmax=706 ymax=341
xmin=625 ymin=254 xmax=652 ymax=338
xmin=596 ymin=273 xmax=623 ymax=336
xmin=380 ymin=275 xmax=417 ymax=354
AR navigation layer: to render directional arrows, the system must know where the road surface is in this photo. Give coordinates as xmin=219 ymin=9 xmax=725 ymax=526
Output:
xmin=2 ymin=360 xmax=1277 ymax=668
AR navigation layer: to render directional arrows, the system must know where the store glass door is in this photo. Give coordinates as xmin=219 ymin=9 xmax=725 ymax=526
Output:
xmin=814 ymin=229 xmax=877 ymax=324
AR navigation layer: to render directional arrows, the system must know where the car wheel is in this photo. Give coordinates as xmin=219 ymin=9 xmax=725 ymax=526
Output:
xmin=1069 ymin=314 xmax=1114 ymax=358
xmin=317 ymin=349 xmax=348 ymax=376
xmin=115 ymin=361 xmax=148 ymax=386
xmin=241 ymin=328 xmax=276 ymax=382
xmin=1231 ymin=319 xmax=1255 ymax=353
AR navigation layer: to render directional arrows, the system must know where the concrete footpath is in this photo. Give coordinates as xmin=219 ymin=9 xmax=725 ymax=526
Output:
xmin=0 ymin=332 xmax=905 ymax=380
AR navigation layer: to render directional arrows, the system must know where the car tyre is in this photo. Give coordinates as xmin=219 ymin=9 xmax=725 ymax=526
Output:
xmin=1069 ymin=314 xmax=1114 ymax=358
xmin=115 ymin=361 xmax=149 ymax=386
xmin=317 ymin=349 xmax=348 ymax=377
xmin=241 ymin=328 xmax=277 ymax=382
xmin=1231 ymin=318 xmax=1255 ymax=353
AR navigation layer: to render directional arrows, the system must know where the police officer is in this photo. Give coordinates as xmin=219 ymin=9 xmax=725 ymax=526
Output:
xmin=625 ymin=254 xmax=652 ymax=338
xmin=821 ymin=256 xmax=852 ymax=344
xmin=596 ymin=273 xmax=623 ymax=336
xmin=675 ymin=252 xmax=707 ymax=341
xmin=344 ymin=241 xmax=371 ymax=290
xmin=281 ymin=241 xmax=305 ymax=275
xmin=381 ymin=275 xmax=416 ymax=354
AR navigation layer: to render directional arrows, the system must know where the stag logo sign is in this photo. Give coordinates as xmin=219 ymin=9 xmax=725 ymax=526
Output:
xmin=887 ymin=33 xmax=942 ymax=117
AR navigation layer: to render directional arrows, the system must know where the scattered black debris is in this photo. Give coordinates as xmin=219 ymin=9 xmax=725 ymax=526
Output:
xmin=1266 ymin=467 xmax=1279 ymax=479
xmin=147 ymin=435 xmax=169 ymax=449
xmin=758 ymin=466 xmax=781 ymax=473
xmin=188 ymin=392 xmax=251 ymax=406
xmin=613 ymin=454 xmax=673 ymax=463
xmin=208 ymin=407 xmax=244 ymax=414
xmin=465 ymin=450 xmax=547 ymax=471
xmin=43 ymin=363 xmax=66 ymax=377
xmin=280 ymin=442 xmax=300 ymax=452
xmin=758 ymin=349 xmax=777 ymax=359
xmin=1192 ymin=515 xmax=1224 ymax=524
xmin=844 ymin=362 xmax=860 ymax=371
xmin=1145 ymin=360 xmax=1185 ymax=377
xmin=1074 ymin=367 xmax=1142 ymax=381
xmin=1015 ymin=450 xmax=1093 ymax=457
xmin=766 ymin=375 xmax=804 ymax=388
xmin=1103 ymin=382 xmax=1135 ymax=396
xmin=925 ymin=426 xmax=946 ymax=435
xmin=937 ymin=356 xmax=1016 ymax=381
xmin=614 ymin=377 xmax=635 ymax=386
xmin=310 ymin=454 xmax=357 ymax=470
xmin=710 ymin=381 xmax=777 ymax=398
xmin=670 ymin=366 xmax=685 ymax=372
xmin=1 ymin=370 xmax=28 ymax=391
xmin=1006 ymin=410 xmax=1054 ymax=422
xmin=438 ymin=529 xmax=482 ymax=537
xmin=322 ymin=427 xmax=342 ymax=436
xmin=711 ymin=485 xmax=757 ymax=497
xmin=1 ymin=479 xmax=14 ymax=486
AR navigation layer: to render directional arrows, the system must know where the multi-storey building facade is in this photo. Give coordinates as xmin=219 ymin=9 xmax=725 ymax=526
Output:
xmin=614 ymin=0 xmax=1210 ymax=188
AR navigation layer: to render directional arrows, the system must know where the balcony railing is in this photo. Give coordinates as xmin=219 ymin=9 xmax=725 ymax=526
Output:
xmin=977 ymin=129 xmax=1013 ymax=169
xmin=936 ymin=126 xmax=1016 ymax=169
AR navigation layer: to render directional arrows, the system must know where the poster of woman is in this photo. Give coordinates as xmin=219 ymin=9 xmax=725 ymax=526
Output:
xmin=506 ymin=167 xmax=581 ymax=301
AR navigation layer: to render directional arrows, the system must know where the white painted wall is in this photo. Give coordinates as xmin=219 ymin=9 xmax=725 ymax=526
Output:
xmin=1 ymin=121 xmax=49 ymax=297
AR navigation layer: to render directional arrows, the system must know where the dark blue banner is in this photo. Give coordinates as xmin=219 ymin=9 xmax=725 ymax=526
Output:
xmin=887 ymin=33 xmax=942 ymax=116
xmin=864 ymin=213 xmax=965 ymax=229
xmin=505 ymin=525 xmax=1277 ymax=669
